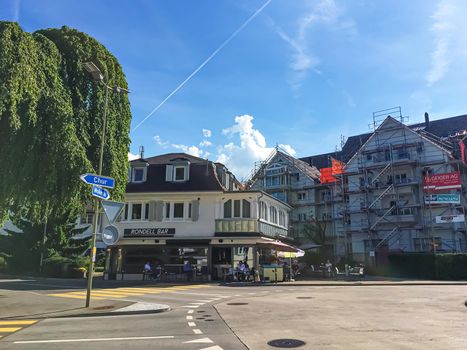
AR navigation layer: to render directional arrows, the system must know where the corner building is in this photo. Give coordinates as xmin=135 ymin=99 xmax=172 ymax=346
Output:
xmin=105 ymin=153 xmax=290 ymax=280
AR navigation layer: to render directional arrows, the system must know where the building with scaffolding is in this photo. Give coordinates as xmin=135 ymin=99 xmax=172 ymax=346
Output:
xmin=301 ymin=108 xmax=467 ymax=265
xmin=246 ymin=148 xmax=321 ymax=240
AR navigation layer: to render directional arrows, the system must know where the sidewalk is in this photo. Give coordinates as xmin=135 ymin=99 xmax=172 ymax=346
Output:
xmin=0 ymin=285 xmax=169 ymax=319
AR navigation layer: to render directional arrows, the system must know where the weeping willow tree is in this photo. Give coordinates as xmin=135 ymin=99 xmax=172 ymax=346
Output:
xmin=0 ymin=22 xmax=131 ymax=270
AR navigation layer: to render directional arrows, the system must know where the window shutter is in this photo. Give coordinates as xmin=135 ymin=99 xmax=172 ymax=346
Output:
xmin=155 ymin=201 xmax=164 ymax=221
xmin=148 ymin=201 xmax=156 ymax=221
xmin=191 ymin=200 xmax=199 ymax=221
xmin=185 ymin=165 xmax=190 ymax=181
xmin=143 ymin=166 xmax=147 ymax=182
xmin=165 ymin=165 xmax=173 ymax=181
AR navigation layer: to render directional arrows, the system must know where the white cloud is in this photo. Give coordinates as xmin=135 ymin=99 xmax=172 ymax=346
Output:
xmin=199 ymin=139 xmax=212 ymax=147
xmin=128 ymin=152 xmax=140 ymax=160
xmin=270 ymin=0 xmax=355 ymax=90
xmin=425 ymin=0 xmax=467 ymax=86
xmin=154 ymin=135 xmax=169 ymax=148
xmin=202 ymin=128 xmax=212 ymax=138
xmin=171 ymin=144 xmax=203 ymax=157
xmin=217 ymin=115 xmax=296 ymax=180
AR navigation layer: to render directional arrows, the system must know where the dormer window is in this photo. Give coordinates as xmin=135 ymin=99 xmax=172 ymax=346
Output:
xmin=174 ymin=166 xmax=186 ymax=181
xmin=165 ymin=158 xmax=190 ymax=182
xmin=130 ymin=166 xmax=147 ymax=183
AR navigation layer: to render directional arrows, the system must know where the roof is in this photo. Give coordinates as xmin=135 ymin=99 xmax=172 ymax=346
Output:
xmin=127 ymin=153 xmax=225 ymax=193
xmin=300 ymin=113 xmax=467 ymax=168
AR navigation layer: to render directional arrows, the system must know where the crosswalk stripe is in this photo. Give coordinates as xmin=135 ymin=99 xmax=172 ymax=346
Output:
xmin=0 ymin=327 xmax=22 ymax=332
xmin=0 ymin=320 xmax=37 ymax=326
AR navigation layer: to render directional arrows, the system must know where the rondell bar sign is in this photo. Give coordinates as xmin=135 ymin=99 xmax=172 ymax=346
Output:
xmin=124 ymin=228 xmax=175 ymax=237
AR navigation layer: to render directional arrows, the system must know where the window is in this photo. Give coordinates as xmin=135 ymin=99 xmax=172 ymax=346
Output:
xmin=133 ymin=168 xmax=144 ymax=182
xmin=234 ymin=200 xmax=241 ymax=218
xmin=366 ymin=154 xmax=372 ymax=161
xmin=188 ymin=203 xmax=192 ymax=218
xmin=173 ymin=203 xmax=184 ymax=218
xmin=242 ymin=200 xmax=251 ymax=218
xmin=297 ymin=192 xmax=306 ymax=201
xmin=298 ymin=213 xmax=306 ymax=221
xmin=145 ymin=203 xmax=149 ymax=220
xmin=81 ymin=213 xmax=93 ymax=225
xmin=395 ymin=173 xmax=407 ymax=184
xmin=260 ymin=202 xmax=268 ymax=220
xmin=132 ymin=203 xmax=142 ymax=220
xmin=223 ymin=200 xmax=232 ymax=218
xmin=174 ymin=166 xmax=185 ymax=181
xmin=165 ymin=202 xmax=171 ymax=219
xmin=271 ymin=191 xmax=286 ymax=201
xmin=414 ymin=237 xmax=441 ymax=252
xmin=124 ymin=204 xmax=129 ymax=220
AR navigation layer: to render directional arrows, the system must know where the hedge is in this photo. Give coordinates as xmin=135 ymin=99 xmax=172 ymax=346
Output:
xmin=387 ymin=253 xmax=467 ymax=280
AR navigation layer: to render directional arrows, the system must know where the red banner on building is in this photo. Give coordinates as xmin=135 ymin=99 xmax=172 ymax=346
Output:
xmin=423 ymin=171 xmax=461 ymax=192
xmin=320 ymin=167 xmax=336 ymax=183
xmin=331 ymin=158 xmax=344 ymax=175
xmin=460 ymin=140 xmax=466 ymax=164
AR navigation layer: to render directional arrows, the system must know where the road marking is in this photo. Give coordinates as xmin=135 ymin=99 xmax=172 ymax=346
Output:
xmin=197 ymin=299 xmax=213 ymax=302
xmin=186 ymin=316 xmax=193 ymax=320
xmin=199 ymin=346 xmax=224 ymax=350
xmin=188 ymin=322 xmax=196 ymax=327
xmin=187 ymin=310 xmax=194 ymax=314
xmin=0 ymin=327 xmax=22 ymax=332
xmin=13 ymin=335 xmax=175 ymax=344
xmin=184 ymin=337 xmax=213 ymax=344
xmin=182 ymin=305 xmax=199 ymax=308
xmin=190 ymin=302 xmax=205 ymax=305
xmin=0 ymin=321 xmax=37 ymax=326
xmin=193 ymin=329 xmax=203 ymax=334
xmin=47 ymin=293 xmax=106 ymax=300
xmin=234 ymin=294 xmax=241 ymax=297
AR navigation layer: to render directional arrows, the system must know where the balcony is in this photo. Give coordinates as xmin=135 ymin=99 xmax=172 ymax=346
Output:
xmin=215 ymin=219 xmax=258 ymax=233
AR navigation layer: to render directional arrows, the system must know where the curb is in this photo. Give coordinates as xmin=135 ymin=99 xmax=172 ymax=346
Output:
xmin=53 ymin=305 xmax=171 ymax=318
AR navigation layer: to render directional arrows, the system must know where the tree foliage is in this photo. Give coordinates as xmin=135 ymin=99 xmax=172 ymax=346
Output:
xmin=0 ymin=22 xmax=131 ymax=224
xmin=301 ymin=215 xmax=332 ymax=260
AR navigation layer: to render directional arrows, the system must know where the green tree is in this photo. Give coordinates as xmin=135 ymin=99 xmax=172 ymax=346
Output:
xmin=0 ymin=22 xmax=131 ymax=270
xmin=301 ymin=215 xmax=333 ymax=260
xmin=0 ymin=22 xmax=131 ymax=224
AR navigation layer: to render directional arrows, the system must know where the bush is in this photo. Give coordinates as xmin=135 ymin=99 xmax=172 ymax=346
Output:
xmin=387 ymin=253 xmax=467 ymax=280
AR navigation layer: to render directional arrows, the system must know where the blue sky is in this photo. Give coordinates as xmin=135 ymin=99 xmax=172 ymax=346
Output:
xmin=2 ymin=0 xmax=467 ymax=179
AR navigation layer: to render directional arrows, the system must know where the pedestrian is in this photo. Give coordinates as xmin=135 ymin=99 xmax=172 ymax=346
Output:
xmin=183 ymin=261 xmax=193 ymax=281
xmin=144 ymin=261 xmax=152 ymax=280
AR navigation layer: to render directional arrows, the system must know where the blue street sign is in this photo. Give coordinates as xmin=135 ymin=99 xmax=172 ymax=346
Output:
xmin=80 ymin=173 xmax=115 ymax=189
xmin=91 ymin=185 xmax=111 ymax=200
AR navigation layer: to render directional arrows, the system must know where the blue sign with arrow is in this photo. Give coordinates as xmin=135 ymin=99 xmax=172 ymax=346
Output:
xmin=91 ymin=185 xmax=111 ymax=200
xmin=80 ymin=173 xmax=115 ymax=189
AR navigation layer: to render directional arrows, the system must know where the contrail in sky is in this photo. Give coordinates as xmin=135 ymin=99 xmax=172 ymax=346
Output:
xmin=132 ymin=0 xmax=273 ymax=132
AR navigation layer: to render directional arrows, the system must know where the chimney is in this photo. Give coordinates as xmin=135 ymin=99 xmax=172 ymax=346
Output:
xmin=139 ymin=145 xmax=144 ymax=159
xmin=424 ymin=112 xmax=430 ymax=128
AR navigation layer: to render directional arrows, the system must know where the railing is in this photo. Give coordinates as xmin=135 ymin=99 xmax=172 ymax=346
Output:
xmin=215 ymin=219 xmax=258 ymax=233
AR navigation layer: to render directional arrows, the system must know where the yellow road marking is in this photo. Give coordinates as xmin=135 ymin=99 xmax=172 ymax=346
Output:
xmin=65 ymin=292 xmax=126 ymax=298
xmin=113 ymin=288 xmax=164 ymax=293
xmin=0 ymin=327 xmax=22 ymax=333
xmin=0 ymin=320 xmax=37 ymax=326
xmin=47 ymin=294 xmax=106 ymax=300
xmin=96 ymin=290 xmax=148 ymax=295
xmin=68 ymin=291 xmax=132 ymax=296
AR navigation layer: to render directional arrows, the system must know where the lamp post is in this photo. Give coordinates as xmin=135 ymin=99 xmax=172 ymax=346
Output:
xmin=83 ymin=62 xmax=129 ymax=308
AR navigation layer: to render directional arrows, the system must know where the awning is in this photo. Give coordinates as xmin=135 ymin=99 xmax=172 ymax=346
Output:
xmin=256 ymin=237 xmax=301 ymax=253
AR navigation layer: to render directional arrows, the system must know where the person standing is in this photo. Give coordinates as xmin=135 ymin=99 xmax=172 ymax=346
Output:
xmin=183 ymin=261 xmax=193 ymax=281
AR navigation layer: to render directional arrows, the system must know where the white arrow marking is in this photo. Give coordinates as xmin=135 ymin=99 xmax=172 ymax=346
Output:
xmin=183 ymin=338 xmax=213 ymax=344
xmin=198 ymin=346 xmax=224 ymax=350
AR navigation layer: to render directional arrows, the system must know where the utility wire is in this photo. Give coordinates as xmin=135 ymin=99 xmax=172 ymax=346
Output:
xmin=132 ymin=0 xmax=272 ymax=132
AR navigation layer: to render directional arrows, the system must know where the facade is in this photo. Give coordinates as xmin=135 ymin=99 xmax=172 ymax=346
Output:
xmin=300 ymin=110 xmax=467 ymax=264
xmin=247 ymin=149 xmax=320 ymax=240
xmin=105 ymin=153 xmax=291 ymax=280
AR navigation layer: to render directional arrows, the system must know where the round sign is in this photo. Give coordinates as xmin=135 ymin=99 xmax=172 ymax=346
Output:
xmin=101 ymin=225 xmax=120 ymax=245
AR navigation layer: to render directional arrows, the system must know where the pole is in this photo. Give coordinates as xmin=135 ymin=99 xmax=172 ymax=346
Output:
xmin=39 ymin=218 xmax=47 ymax=272
xmin=85 ymin=85 xmax=109 ymax=308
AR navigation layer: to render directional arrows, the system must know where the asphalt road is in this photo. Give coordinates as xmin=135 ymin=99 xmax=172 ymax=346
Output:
xmin=1 ymin=278 xmax=467 ymax=349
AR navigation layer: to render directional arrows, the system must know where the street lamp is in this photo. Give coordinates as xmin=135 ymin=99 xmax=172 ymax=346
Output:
xmin=83 ymin=61 xmax=129 ymax=308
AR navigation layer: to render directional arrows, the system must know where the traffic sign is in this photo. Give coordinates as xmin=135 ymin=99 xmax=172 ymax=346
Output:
xmin=80 ymin=173 xmax=115 ymax=189
xmin=91 ymin=185 xmax=110 ymax=200
xmin=101 ymin=225 xmax=121 ymax=245
xmin=102 ymin=200 xmax=125 ymax=224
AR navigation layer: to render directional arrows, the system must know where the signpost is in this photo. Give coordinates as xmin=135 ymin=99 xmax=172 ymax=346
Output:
xmin=80 ymin=173 xmax=115 ymax=189
xmin=80 ymin=173 xmax=115 ymax=307
xmin=91 ymin=185 xmax=111 ymax=200
xmin=102 ymin=200 xmax=125 ymax=224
